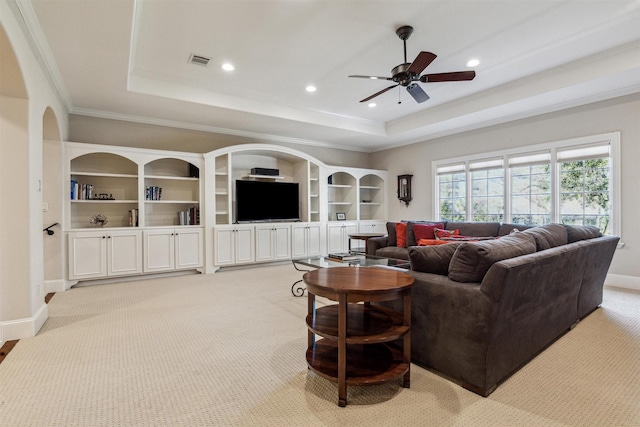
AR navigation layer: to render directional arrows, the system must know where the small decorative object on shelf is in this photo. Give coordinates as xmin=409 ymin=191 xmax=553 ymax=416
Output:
xmin=94 ymin=193 xmax=114 ymax=200
xmin=336 ymin=212 xmax=346 ymax=221
xmin=397 ymin=174 xmax=413 ymax=206
xmin=89 ymin=214 xmax=108 ymax=228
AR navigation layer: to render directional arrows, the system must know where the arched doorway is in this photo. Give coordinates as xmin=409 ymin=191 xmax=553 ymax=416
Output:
xmin=42 ymin=107 xmax=64 ymax=292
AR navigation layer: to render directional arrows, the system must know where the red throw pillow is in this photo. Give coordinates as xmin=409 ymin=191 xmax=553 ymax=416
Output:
xmin=413 ymin=222 xmax=444 ymax=241
xmin=396 ymin=222 xmax=407 ymax=248
xmin=434 ymin=228 xmax=460 ymax=240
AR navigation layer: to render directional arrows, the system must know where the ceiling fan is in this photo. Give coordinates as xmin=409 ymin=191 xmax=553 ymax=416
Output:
xmin=349 ymin=25 xmax=476 ymax=104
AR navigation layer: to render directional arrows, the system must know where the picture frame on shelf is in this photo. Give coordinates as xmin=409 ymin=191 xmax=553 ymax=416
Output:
xmin=336 ymin=212 xmax=346 ymax=221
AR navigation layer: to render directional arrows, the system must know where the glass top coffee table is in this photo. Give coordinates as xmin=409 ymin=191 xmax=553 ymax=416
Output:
xmin=291 ymin=254 xmax=410 ymax=297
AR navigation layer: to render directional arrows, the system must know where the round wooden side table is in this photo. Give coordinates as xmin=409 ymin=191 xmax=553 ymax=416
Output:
xmin=303 ymin=267 xmax=413 ymax=407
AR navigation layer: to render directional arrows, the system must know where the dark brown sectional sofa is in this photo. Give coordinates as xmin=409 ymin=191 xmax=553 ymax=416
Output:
xmin=375 ymin=221 xmax=619 ymax=396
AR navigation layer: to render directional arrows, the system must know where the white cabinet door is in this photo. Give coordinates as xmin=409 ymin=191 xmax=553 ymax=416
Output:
xmin=291 ymin=224 xmax=308 ymax=258
xmin=327 ymin=222 xmax=358 ymax=253
xmin=214 ymin=227 xmax=235 ymax=266
xmin=143 ymin=229 xmax=175 ymax=272
xmin=255 ymin=225 xmax=274 ymax=262
xmin=292 ymin=223 xmax=322 ymax=258
xmin=108 ymin=230 xmax=142 ymax=276
xmin=69 ymin=230 xmax=142 ymax=280
xmin=273 ymin=224 xmax=291 ymax=260
xmin=215 ymin=225 xmax=255 ymax=266
xmin=234 ymin=226 xmax=255 ymax=264
xmin=307 ymin=223 xmax=322 ymax=256
xmin=68 ymin=231 xmax=107 ymax=280
xmin=175 ymin=228 xmax=203 ymax=269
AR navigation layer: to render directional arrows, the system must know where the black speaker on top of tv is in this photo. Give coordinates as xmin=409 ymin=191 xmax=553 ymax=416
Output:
xmin=251 ymin=167 xmax=279 ymax=176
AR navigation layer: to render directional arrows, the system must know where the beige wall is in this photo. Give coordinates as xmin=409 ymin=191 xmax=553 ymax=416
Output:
xmin=68 ymin=115 xmax=371 ymax=169
xmin=371 ymin=93 xmax=640 ymax=278
xmin=1 ymin=2 xmax=68 ymax=340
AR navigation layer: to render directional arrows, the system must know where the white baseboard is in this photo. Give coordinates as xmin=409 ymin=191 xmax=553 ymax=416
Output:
xmin=605 ymin=274 xmax=640 ymax=292
xmin=45 ymin=279 xmax=66 ymax=293
xmin=1 ymin=302 xmax=49 ymax=341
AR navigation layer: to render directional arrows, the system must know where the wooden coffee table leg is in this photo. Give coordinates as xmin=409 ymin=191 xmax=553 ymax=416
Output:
xmin=308 ymin=293 xmax=315 ymax=350
xmin=338 ymin=293 xmax=347 ymax=407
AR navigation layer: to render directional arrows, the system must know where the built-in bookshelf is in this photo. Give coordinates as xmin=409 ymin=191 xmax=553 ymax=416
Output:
xmin=143 ymin=158 xmax=200 ymax=227
xmin=66 ymin=145 xmax=203 ymax=230
xmin=69 ymin=153 xmax=138 ymax=229
xmin=359 ymin=174 xmax=384 ymax=221
xmin=327 ymin=171 xmax=357 ymax=221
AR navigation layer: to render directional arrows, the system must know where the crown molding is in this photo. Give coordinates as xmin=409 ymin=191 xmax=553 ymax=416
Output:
xmin=69 ymin=107 xmax=372 ymax=153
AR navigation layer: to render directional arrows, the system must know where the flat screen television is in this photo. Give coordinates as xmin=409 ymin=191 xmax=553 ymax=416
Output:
xmin=235 ymin=180 xmax=300 ymax=222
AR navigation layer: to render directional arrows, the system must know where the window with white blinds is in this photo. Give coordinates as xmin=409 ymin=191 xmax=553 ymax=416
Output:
xmin=432 ymin=133 xmax=619 ymax=235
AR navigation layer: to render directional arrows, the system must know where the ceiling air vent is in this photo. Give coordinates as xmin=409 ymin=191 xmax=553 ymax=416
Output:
xmin=188 ymin=54 xmax=210 ymax=67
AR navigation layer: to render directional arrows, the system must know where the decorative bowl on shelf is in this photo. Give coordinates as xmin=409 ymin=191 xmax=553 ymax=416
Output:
xmin=89 ymin=214 xmax=108 ymax=227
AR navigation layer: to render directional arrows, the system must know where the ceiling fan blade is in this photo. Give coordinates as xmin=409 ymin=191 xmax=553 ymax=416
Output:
xmin=406 ymin=83 xmax=430 ymax=103
xmin=407 ymin=51 xmax=437 ymax=75
xmin=420 ymin=70 xmax=476 ymax=83
xmin=360 ymin=84 xmax=399 ymax=102
xmin=349 ymin=75 xmax=393 ymax=81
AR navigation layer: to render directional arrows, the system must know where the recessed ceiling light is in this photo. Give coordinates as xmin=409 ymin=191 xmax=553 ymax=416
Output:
xmin=306 ymin=85 xmax=317 ymax=93
xmin=466 ymin=59 xmax=480 ymax=67
xmin=221 ymin=63 xmax=235 ymax=71
xmin=368 ymin=103 xmax=377 ymax=108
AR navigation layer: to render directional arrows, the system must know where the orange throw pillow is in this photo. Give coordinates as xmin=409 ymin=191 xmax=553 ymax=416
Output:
xmin=418 ymin=239 xmax=452 ymax=246
xmin=396 ymin=222 xmax=407 ymax=248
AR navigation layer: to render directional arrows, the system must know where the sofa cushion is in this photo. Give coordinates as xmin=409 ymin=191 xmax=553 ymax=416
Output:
xmin=446 ymin=222 xmax=501 ymax=237
xmin=396 ymin=222 xmax=408 ymax=247
xmin=409 ymin=243 xmax=462 ymax=275
xmin=448 ymin=232 xmax=537 ymax=283
xmin=386 ymin=222 xmax=398 ymax=246
xmin=412 ymin=222 xmax=444 ymax=242
xmin=376 ymin=246 xmax=409 ymax=260
xmin=522 ymin=223 xmax=568 ymax=251
xmin=564 ymin=224 xmax=601 ymax=243
xmin=497 ymin=223 xmax=532 ymax=236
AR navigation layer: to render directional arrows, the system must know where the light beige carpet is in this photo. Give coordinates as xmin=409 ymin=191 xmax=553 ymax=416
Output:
xmin=0 ymin=264 xmax=638 ymax=426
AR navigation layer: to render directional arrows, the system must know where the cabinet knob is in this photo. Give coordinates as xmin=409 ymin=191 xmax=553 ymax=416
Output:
xmin=107 ymin=236 xmax=111 ymax=239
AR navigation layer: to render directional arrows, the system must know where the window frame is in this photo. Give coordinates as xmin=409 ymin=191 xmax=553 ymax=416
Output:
xmin=432 ymin=132 xmax=621 ymax=237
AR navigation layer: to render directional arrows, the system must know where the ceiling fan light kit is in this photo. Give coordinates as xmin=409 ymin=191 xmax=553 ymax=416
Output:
xmin=349 ymin=25 xmax=476 ymax=104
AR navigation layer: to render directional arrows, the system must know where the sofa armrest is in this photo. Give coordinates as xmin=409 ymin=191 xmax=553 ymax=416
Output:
xmin=367 ymin=236 xmax=389 ymax=255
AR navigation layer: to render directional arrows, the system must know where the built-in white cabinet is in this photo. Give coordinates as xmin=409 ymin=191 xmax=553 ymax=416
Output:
xmin=143 ymin=228 xmax=203 ymax=273
xmin=255 ymin=224 xmax=291 ymax=262
xmin=65 ymin=143 xmax=204 ymax=283
xmin=214 ymin=225 xmax=255 ymax=266
xmin=65 ymin=142 xmax=388 ymax=277
xmin=291 ymin=222 xmax=323 ymax=258
xmin=68 ymin=230 xmax=142 ymax=281
xmin=327 ymin=222 xmax=358 ymax=254
xmin=358 ymin=220 xmax=387 ymax=234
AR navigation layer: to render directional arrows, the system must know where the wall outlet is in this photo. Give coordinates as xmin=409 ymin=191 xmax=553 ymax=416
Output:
xmin=42 ymin=202 xmax=49 ymax=212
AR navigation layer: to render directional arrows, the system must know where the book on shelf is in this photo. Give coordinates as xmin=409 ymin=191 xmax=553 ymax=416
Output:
xmin=326 ymin=252 xmax=359 ymax=261
xmin=178 ymin=206 xmax=200 ymax=225
xmin=145 ymin=186 xmax=163 ymax=200
xmin=128 ymin=208 xmax=138 ymax=227
xmin=70 ymin=180 xmax=94 ymax=200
